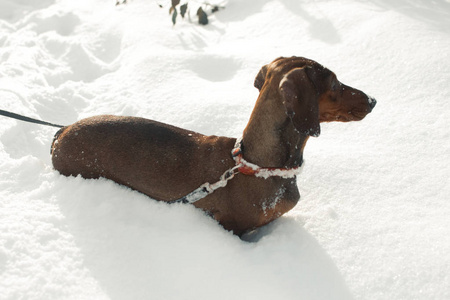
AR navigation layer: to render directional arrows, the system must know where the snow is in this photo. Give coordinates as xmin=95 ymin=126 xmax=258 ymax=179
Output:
xmin=1 ymin=0 xmax=449 ymax=299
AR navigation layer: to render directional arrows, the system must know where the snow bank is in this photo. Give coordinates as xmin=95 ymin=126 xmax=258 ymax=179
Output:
xmin=1 ymin=0 xmax=449 ymax=299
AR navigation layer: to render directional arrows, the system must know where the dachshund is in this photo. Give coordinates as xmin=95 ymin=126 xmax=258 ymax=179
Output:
xmin=51 ymin=56 xmax=376 ymax=236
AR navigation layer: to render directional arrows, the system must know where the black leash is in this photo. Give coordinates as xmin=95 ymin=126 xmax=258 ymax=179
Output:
xmin=0 ymin=109 xmax=64 ymax=128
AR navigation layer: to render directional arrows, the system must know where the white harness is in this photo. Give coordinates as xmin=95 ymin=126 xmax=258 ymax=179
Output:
xmin=169 ymin=137 xmax=302 ymax=204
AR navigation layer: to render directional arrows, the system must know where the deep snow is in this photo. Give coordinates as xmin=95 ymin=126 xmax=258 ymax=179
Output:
xmin=0 ymin=0 xmax=449 ymax=299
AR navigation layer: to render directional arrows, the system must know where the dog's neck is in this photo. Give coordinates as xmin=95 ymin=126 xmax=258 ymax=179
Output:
xmin=241 ymin=89 xmax=309 ymax=169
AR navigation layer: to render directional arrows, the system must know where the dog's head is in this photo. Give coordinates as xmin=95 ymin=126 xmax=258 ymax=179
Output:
xmin=254 ymin=56 xmax=376 ymax=137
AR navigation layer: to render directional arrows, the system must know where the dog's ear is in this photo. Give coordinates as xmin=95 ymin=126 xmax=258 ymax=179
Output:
xmin=254 ymin=64 xmax=268 ymax=91
xmin=303 ymin=64 xmax=334 ymax=94
xmin=279 ymin=67 xmax=320 ymax=137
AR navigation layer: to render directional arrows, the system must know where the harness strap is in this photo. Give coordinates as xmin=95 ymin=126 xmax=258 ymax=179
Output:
xmin=168 ymin=165 xmax=240 ymax=204
xmin=169 ymin=137 xmax=302 ymax=205
xmin=231 ymin=137 xmax=302 ymax=179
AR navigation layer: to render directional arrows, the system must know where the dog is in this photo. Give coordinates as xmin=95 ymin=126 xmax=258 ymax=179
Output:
xmin=51 ymin=56 xmax=376 ymax=235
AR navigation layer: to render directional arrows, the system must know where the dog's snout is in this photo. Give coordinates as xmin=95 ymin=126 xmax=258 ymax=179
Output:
xmin=368 ymin=96 xmax=377 ymax=110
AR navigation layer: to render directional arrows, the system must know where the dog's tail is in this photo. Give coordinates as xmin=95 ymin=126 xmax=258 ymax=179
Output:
xmin=50 ymin=126 xmax=67 ymax=155
xmin=0 ymin=109 xmax=64 ymax=128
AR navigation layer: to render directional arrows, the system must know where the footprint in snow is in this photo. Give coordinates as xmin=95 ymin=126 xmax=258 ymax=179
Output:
xmin=185 ymin=55 xmax=241 ymax=82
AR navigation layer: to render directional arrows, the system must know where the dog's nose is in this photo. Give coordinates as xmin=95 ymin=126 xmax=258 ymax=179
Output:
xmin=368 ymin=96 xmax=377 ymax=110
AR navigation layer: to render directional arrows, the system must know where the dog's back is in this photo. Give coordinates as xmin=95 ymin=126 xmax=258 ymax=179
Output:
xmin=51 ymin=115 xmax=236 ymax=201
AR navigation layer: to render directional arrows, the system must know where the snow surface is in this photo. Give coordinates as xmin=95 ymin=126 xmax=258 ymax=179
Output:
xmin=1 ymin=0 xmax=449 ymax=299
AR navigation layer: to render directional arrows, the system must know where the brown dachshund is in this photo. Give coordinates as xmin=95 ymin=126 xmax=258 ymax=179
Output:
xmin=51 ymin=56 xmax=376 ymax=235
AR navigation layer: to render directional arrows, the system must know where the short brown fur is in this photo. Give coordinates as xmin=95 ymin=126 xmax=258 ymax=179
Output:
xmin=51 ymin=56 xmax=376 ymax=236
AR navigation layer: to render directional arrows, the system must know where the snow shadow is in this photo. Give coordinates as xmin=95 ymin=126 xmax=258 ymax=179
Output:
xmin=368 ymin=0 xmax=450 ymax=33
xmin=56 ymin=177 xmax=354 ymax=300
xmin=0 ymin=0 xmax=55 ymax=22
xmin=216 ymin=0 xmax=341 ymax=44
xmin=277 ymin=0 xmax=341 ymax=44
xmin=242 ymin=218 xmax=355 ymax=299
